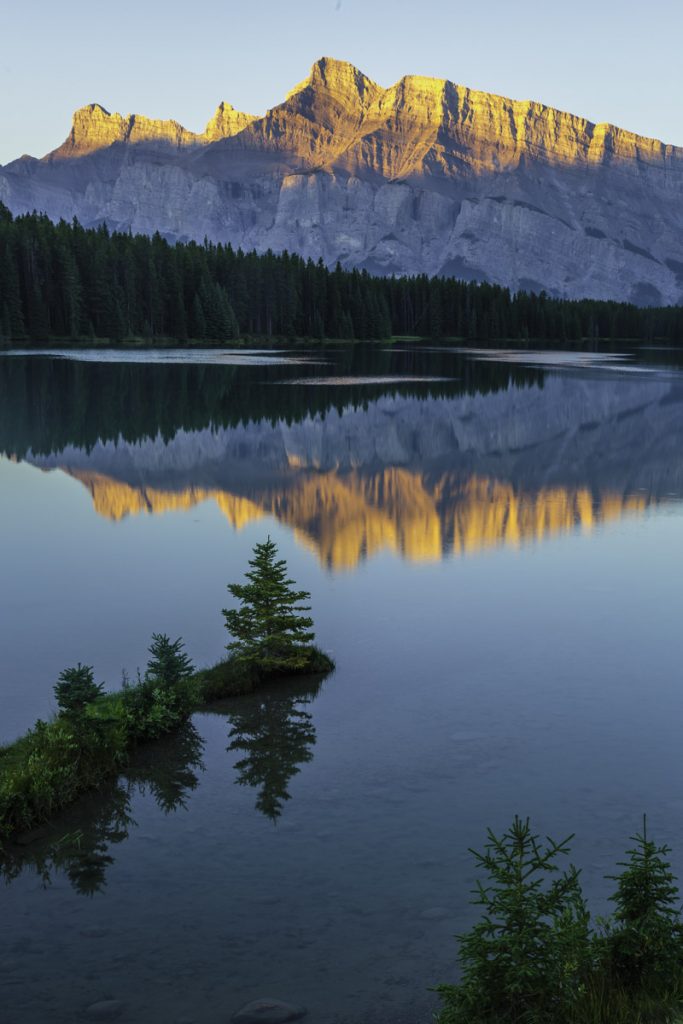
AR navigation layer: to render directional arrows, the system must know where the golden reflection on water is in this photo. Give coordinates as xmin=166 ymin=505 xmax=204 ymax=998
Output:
xmin=67 ymin=468 xmax=652 ymax=569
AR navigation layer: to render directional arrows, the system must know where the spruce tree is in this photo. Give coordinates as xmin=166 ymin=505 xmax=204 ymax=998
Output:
xmin=144 ymin=633 xmax=196 ymax=716
xmin=54 ymin=663 xmax=104 ymax=717
xmin=223 ymin=537 xmax=315 ymax=674
xmin=603 ymin=816 xmax=683 ymax=992
xmin=145 ymin=633 xmax=194 ymax=691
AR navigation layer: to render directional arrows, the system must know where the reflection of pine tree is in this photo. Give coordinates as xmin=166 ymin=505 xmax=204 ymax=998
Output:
xmin=128 ymin=722 xmax=205 ymax=813
xmin=227 ymin=682 xmax=321 ymax=821
xmin=64 ymin=785 xmax=132 ymax=896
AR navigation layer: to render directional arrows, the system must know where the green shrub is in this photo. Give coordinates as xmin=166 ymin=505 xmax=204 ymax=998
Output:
xmin=120 ymin=635 xmax=198 ymax=741
xmin=195 ymin=657 xmax=258 ymax=703
xmin=196 ymin=646 xmax=334 ymax=704
xmin=0 ymin=717 xmax=127 ymax=839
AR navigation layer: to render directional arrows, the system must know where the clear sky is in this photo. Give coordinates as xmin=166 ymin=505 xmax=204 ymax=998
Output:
xmin=2 ymin=0 xmax=681 ymax=165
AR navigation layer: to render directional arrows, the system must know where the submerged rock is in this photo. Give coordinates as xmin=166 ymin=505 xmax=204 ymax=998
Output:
xmin=85 ymin=1001 xmax=124 ymax=1020
xmin=232 ymin=998 xmax=307 ymax=1024
xmin=419 ymin=906 xmax=451 ymax=921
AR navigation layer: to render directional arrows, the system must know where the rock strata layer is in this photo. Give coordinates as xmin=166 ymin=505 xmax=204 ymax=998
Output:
xmin=2 ymin=57 xmax=683 ymax=303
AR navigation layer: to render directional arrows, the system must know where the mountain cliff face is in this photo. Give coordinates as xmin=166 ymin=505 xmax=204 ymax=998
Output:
xmin=2 ymin=57 xmax=683 ymax=304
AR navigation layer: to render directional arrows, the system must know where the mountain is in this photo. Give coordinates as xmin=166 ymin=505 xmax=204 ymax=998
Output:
xmin=2 ymin=57 xmax=683 ymax=304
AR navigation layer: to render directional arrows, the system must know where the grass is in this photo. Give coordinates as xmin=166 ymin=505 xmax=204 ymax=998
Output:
xmin=0 ymin=646 xmax=335 ymax=846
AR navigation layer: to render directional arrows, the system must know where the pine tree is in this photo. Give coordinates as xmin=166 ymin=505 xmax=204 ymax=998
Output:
xmin=54 ymin=663 xmax=104 ymax=717
xmin=436 ymin=816 xmax=590 ymax=1023
xmin=223 ymin=537 xmax=316 ymax=674
xmin=143 ymin=633 xmax=197 ymax=717
xmin=602 ymin=816 xmax=683 ymax=991
xmin=145 ymin=633 xmax=194 ymax=691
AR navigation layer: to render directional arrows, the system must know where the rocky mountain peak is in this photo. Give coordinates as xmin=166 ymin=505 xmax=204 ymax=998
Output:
xmin=49 ymin=99 xmax=256 ymax=159
xmin=204 ymin=102 xmax=257 ymax=141
xmin=286 ymin=57 xmax=379 ymax=104
xmin=53 ymin=103 xmax=128 ymax=157
xmin=4 ymin=57 xmax=683 ymax=304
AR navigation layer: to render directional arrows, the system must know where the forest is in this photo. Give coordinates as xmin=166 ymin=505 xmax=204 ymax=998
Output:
xmin=1 ymin=202 xmax=683 ymax=345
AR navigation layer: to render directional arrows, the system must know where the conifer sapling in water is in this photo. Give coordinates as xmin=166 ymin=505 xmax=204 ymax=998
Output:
xmin=223 ymin=537 xmax=316 ymax=675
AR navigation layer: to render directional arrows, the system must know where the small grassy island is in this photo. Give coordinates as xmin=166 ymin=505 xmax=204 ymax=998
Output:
xmin=0 ymin=538 xmax=334 ymax=844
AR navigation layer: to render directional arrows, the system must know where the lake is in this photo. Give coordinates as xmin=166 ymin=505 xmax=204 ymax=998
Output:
xmin=2 ymin=343 xmax=683 ymax=1024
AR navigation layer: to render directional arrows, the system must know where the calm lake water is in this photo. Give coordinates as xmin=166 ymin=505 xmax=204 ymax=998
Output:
xmin=2 ymin=344 xmax=683 ymax=1024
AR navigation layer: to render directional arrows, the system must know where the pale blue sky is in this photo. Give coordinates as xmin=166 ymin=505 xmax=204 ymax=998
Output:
xmin=1 ymin=0 xmax=681 ymax=165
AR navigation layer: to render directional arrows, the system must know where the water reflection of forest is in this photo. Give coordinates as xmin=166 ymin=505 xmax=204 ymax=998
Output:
xmin=0 ymin=349 xmax=539 ymax=457
xmin=0 ymin=677 xmax=324 ymax=895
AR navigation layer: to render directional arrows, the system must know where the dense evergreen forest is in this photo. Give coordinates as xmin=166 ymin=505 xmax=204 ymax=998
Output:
xmin=1 ymin=203 xmax=683 ymax=345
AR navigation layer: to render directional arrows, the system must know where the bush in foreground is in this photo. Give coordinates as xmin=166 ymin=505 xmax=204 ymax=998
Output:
xmin=436 ymin=817 xmax=683 ymax=1024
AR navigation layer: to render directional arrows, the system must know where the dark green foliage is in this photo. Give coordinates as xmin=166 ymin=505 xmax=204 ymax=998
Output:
xmin=121 ymin=634 xmax=197 ymax=740
xmin=0 ymin=716 xmax=127 ymax=839
xmin=1 ymin=201 xmax=682 ymax=346
xmin=145 ymin=633 xmax=197 ymax=717
xmin=0 ymin=350 xmax=524 ymax=464
xmin=437 ymin=816 xmax=590 ymax=1023
xmin=223 ymin=537 xmax=317 ymax=674
xmin=600 ymin=817 xmax=683 ymax=995
xmin=195 ymin=645 xmax=334 ymax=703
xmin=194 ymin=656 xmax=260 ymax=702
xmin=437 ymin=818 xmax=683 ymax=1024
xmin=0 ymin=622 xmax=333 ymax=842
xmin=0 ymin=723 xmax=204 ymax=894
xmin=53 ymin=663 xmax=104 ymax=717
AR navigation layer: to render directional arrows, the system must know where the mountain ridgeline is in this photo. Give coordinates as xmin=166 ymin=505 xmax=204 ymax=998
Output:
xmin=2 ymin=58 xmax=683 ymax=305
xmin=1 ymin=205 xmax=682 ymax=346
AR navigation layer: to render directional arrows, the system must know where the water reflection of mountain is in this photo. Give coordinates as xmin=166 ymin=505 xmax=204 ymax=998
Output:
xmin=18 ymin=372 xmax=683 ymax=566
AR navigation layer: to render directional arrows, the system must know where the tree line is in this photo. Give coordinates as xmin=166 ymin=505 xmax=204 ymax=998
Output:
xmin=2 ymin=202 xmax=683 ymax=344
